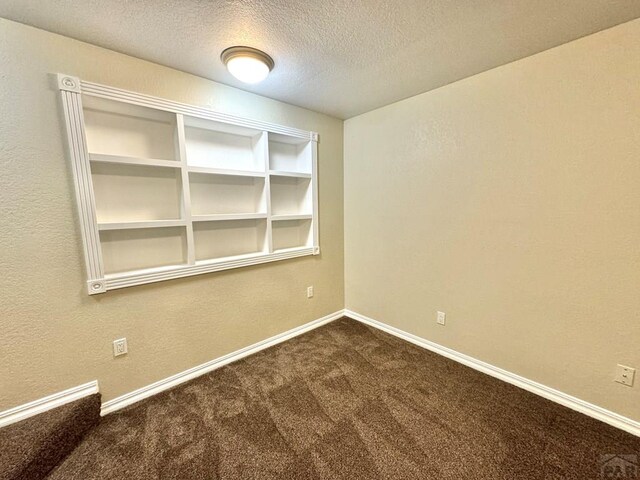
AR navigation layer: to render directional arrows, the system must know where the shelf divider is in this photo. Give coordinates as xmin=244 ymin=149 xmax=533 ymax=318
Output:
xmin=176 ymin=113 xmax=196 ymax=265
xmin=262 ymin=132 xmax=274 ymax=253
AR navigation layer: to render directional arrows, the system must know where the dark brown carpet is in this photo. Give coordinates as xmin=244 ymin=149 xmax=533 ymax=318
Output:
xmin=0 ymin=394 xmax=101 ymax=480
xmin=47 ymin=317 xmax=638 ymax=479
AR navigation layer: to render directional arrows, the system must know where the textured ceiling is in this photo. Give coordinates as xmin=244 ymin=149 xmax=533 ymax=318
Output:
xmin=2 ymin=1 xmax=640 ymax=118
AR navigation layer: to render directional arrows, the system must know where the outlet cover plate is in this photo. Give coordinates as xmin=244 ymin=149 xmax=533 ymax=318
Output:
xmin=615 ymin=364 xmax=635 ymax=387
xmin=437 ymin=311 xmax=446 ymax=325
xmin=113 ymin=338 xmax=128 ymax=357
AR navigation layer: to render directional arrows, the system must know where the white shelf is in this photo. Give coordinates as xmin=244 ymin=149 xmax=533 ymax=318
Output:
xmin=273 ymin=246 xmax=314 ymax=254
xmin=271 ymin=214 xmax=312 ymax=221
xmin=192 ymin=213 xmax=267 ymax=222
xmin=194 ymin=250 xmax=266 ymax=266
xmin=58 ymin=74 xmax=319 ymax=293
xmin=90 ymin=153 xmax=180 ymax=169
xmin=104 ymin=262 xmax=192 ymax=280
xmin=98 ymin=220 xmax=186 ymax=231
xmin=269 ymin=170 xmax=312 ymax=179
xmin=188 ymin=166 xmax=265 ymax=177
xmin=103 ymin=246 xmax=315 ymax=280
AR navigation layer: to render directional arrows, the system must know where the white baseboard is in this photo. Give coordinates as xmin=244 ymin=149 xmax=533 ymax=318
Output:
xmin=345 ymin=309 xmax=640 ymax=438
xmin=6 ymin=310 xmax=636 ymax=438
xmin=0 ymin=381 xmax=99 ymax=428
xmin=101 ymin=310 xmax=345 ymax=416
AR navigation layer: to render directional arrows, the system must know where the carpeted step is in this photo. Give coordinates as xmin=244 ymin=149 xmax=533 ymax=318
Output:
xmin=0 ymin=393 xmax=101 ymax=480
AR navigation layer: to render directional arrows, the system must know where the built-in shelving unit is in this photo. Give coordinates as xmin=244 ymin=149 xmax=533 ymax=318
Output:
xmin=57 ymin=74 xmax=319 ymax=294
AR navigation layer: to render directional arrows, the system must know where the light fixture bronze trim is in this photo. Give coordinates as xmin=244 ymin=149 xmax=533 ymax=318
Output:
xmin=220 ymin=46 xmax=275 ymax=71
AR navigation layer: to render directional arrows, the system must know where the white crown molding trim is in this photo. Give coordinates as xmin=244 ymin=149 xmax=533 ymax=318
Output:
xmin=345 ymin=309 xmax=640 ymax=438
xmin=0 ymin=381 xmax=99 ymax=429
xmin=101 ymin=310 xmax=345 ymax=416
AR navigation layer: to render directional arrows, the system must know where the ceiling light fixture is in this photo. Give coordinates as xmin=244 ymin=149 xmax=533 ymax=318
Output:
xmin=221 ymin=46 xmax=274 ymax=84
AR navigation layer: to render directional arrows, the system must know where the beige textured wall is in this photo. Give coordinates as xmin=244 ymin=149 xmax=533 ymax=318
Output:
xmin=345 ymin=19 xmax=640 ymax=421
xmin=0 ymin=19 xmax=344 ymax=409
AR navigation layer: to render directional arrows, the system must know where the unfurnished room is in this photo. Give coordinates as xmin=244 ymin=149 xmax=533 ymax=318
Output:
xmin=0 ymin=1 xmax=639 ymax=479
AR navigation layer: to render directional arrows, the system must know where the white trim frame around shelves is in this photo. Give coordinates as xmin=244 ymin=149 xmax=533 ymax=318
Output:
xmin=104 ymin=247 xmax=316 ymax=290
xmin=57 ymin=73 xmax=320 ymax=294
xmin=311 ymin=139 xmax=319 ymax=252
xmin=58 ymin=75 xmax=106 ymax=294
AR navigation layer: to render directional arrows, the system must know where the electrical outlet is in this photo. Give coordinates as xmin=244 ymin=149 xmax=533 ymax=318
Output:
xmin=113 ymin=338 xmax=128 ymax=357
xmin=615 ymin=364 xmax=635 ymax=387
xmin=307 ymin=286 xmax=314 ymax=298
xmin=437 ymin=311 xmax=446 ymax=326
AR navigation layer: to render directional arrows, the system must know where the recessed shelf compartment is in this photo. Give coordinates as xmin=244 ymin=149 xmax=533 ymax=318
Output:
xmin=272 ymin=219 xmax=312 ymax=251
xmin=83 ymin=95 xmax=178 ymax=161
xmin=189 ymin=172 xmax=266 ymax=216
xmin=184 ymin=116 xmax=266 ymax=172
xmin=193 ymin=219 xmax=267 ymax=261
xmin=91 ymin=163 xmax=182 ymax=223
xmin=270 ymin=176 xmax=312 ymax=215
xmin=100 ymin=226 xmax=187 ymax=274
xmin=268 ymin=134 xmax=312 ymax=174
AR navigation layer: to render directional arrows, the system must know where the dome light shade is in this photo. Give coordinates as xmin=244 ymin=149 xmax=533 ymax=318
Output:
xmin=221 ymin=46 xmax=274 ymax=84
